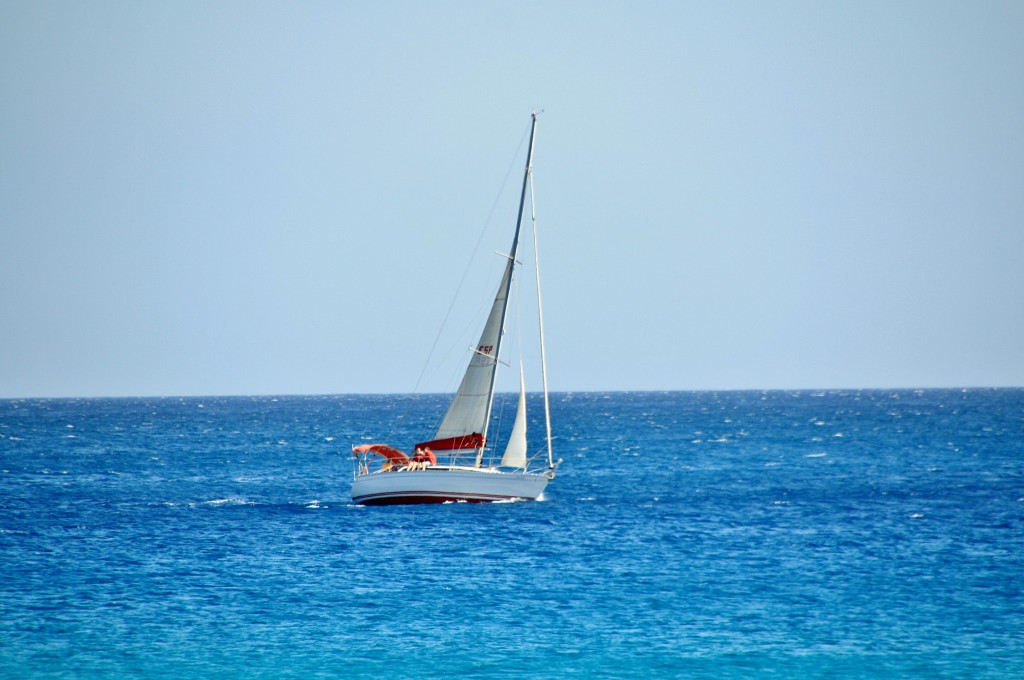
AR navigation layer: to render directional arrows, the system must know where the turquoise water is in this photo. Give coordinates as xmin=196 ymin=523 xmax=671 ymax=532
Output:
xmin=2 ymin=390 xmax=1022 ymax=678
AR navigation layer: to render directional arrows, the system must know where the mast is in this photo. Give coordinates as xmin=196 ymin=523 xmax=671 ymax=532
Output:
xmin=476 ymin=112 xmax=539 ymax=467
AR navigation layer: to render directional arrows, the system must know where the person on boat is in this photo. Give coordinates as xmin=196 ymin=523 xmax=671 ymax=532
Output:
xmin=412 ymin=447 xmax=436 ymax=467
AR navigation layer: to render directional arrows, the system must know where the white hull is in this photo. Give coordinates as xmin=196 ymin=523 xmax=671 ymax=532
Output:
xmin=351 ymin=466 xmax=549 ymax=505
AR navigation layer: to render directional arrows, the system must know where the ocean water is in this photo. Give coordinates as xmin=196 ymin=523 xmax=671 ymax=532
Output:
xmin=1 ymin=389 xmax=1022 ymax=678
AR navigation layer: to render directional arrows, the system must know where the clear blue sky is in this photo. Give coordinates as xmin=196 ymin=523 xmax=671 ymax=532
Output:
xmin=2 ymin=1 xmax=1022 ymax=398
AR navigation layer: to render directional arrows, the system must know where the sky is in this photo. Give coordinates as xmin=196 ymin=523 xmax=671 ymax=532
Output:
xmin=2 ymin=1 xmax=1022 ymax=398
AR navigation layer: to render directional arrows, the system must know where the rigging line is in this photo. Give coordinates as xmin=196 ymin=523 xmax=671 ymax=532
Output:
xmin=529 ymin=160 xmax=554 ymax=468
xmin=490 ymin=387 xmax=508 ymax=468
xmin=399 ymin=121 xmax=534 ymax=433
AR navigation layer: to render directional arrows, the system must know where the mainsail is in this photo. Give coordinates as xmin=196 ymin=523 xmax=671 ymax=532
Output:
xmin=417 ymin=116 xmax=537 ymax=461
xmin=416 ymin=261 xmax=513 ymax=455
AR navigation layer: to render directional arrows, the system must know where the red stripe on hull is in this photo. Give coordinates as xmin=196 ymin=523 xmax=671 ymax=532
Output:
xmin=354 ymin=491 xmax=526 ymax=506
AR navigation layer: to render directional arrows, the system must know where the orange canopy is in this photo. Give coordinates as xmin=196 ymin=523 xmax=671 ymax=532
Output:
xmin=351 ymin=444 xmax=410 ymax=465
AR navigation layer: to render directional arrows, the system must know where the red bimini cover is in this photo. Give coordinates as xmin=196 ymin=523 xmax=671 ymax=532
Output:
xmin=351 ymin=444 xmax=410 ymax=466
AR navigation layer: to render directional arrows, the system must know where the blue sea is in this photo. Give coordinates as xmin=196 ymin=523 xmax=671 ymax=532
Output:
xmin=1 ymin=390 xmax=1022 ymax=678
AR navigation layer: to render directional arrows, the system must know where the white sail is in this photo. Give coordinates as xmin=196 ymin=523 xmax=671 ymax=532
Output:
xmin=430 ymin=261 xmax=513 ymax=451
xmin=500 ymin=366 xmax=528 ymax=468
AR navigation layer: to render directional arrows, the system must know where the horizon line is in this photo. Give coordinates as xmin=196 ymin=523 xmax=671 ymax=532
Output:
xmin=2 ymin=385 xmax=1022 ymax=401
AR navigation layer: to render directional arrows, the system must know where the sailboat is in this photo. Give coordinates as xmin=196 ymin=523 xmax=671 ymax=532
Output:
xmin=351 ymin=113 xmax=558 ymax=505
